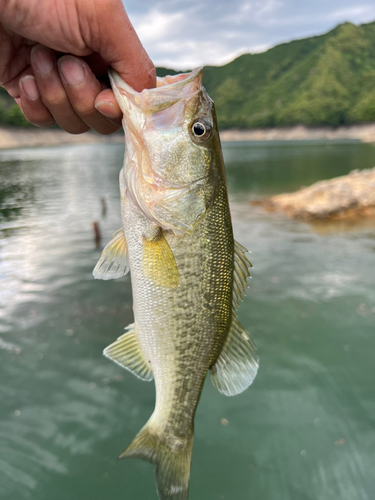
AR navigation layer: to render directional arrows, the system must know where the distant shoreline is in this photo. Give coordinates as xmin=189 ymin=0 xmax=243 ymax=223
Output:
xmin=219 ymin=124 xmax=375 ymax=143
xmin=1 ymin=123 xmax=375 ymax=150
xmin=0 ymin=126 xmax=124 ymax=150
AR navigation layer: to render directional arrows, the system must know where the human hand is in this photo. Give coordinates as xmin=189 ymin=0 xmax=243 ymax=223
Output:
xmin=0 ymin=0 xmax=155 ymax=134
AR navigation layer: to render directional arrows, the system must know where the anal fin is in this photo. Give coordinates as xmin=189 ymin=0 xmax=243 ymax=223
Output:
xmin=210 ymin=315 xmax=259 ymax=396
xmin=103 ymin=323 xmax=153 ymax=381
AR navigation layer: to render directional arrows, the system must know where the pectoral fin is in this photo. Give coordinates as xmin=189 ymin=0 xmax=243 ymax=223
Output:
xmin=93 ymin=229 xmax=129 ymax=280
xmin=142 ymin=229 xmax=179 ymax=288
xmin=103 ymin=323 xmax=153 ymax=381
xmin=210 ymin=315 xmax=258 ymax=396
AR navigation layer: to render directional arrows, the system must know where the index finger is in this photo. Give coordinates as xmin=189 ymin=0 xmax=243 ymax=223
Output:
xmin=79 ymin=0 xmax=156 ymax=92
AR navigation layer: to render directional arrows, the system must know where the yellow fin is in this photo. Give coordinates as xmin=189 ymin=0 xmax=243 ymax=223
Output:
xmin=103 ymin=323 xmax=153 ymax=381
xmin=142 ymin=230 xmax=179 ymax=288
xmin=210 ymin=315 xmax=258 ymax=396
xmin=93 ymin=229 xmax=129 ymax=280
xmin=232 ymin=240 xmax=252 ymax=309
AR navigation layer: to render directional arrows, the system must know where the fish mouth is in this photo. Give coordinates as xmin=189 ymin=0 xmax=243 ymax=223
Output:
xmin=109 ymin=67 xmax=203 ymax=114
xmin=109 ymin=66 xmax=203 ymax=93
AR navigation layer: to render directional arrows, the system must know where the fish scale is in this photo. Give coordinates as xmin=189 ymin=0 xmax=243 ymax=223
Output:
xmin=93 ymin=67 xmax=259 ymax=500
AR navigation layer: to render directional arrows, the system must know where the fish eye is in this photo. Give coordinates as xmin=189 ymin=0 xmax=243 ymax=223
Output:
xmin=193 ymin=122 xmax=205 ymax=137
xmin=191 ymin=120 xmax=211 ymax=141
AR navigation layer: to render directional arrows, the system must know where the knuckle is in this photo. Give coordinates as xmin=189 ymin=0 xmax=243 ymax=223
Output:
xmin=23 ymin=108 xmax=54 ymax=127
xmin=41 ymin=90 xmax=68 ymax=109
xmin=75 ymin=105 xmax=96 ymax=119
xmin=97 ymin=124 xmax=121 ymax=135
xmin=64 ymin=122 xmax=90 ymax=135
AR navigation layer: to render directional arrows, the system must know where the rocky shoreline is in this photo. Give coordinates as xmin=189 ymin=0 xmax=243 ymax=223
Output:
xmin=254 ymin=167 xmax=375 ymax=222
xmin=1 ymin=123 xmax=375 ymax=150
xmin=219 ymin=124 xmax=375 ymax=143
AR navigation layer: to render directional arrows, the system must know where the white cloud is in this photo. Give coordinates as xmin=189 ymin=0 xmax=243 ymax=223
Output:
xmin=327 ymin=5 xmax=375 ymax=22
xmin=131 ymin=9 xmax=186 ymax=44
xmin=150 ymin=40 xmax=251 ymax=70
xmin=221 ymin=0 xmax=284 ymax=27
xmin=124 ymin=0 xmax=375 ymax=69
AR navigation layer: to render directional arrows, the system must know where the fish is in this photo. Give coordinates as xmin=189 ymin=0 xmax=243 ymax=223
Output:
xmin=93 ymin=67 xmax=259 ymax=500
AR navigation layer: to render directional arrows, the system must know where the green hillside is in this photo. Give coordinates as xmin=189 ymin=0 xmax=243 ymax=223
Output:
xmin=1 ymin=21 xmax=375 ymax=129
xmin=158 ymin=21 xmax=375 ymax=129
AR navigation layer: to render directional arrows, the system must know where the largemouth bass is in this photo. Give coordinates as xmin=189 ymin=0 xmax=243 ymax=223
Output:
xmin=93 ymin=67 xmax=258 ymax=500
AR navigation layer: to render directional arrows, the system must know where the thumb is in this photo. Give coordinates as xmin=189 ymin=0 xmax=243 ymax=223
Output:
xmin=82 ymin=0 xmax=156 ymax=92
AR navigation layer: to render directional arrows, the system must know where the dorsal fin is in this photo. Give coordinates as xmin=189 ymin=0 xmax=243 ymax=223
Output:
xmin=232 ymin=240 xmax=252 ymax=309
xmin=103 ymin=324 xmax=153 ymax=381
xmin=93 ymin=229 xmax=129 ymax=280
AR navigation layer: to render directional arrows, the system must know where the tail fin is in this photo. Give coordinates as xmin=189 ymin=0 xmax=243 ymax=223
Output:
xmin=119 ymin=422 xmax=194 ymax=500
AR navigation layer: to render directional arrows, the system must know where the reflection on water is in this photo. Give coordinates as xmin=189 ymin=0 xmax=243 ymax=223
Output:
xmin=309 ymin=215 xmax=375 ymax=234
xmin=225 ymin=140 xmax=375 ymax=200
xmin=0 ymin=141 xmax=374 ymax=500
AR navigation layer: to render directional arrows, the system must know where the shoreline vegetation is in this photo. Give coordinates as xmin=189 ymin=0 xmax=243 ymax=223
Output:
xmin=1 ymin=123 xmax=375 ymax=150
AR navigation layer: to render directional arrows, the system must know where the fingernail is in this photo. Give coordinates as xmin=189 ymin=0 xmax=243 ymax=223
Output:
xmin=32 ymin=47 xmax=54 ymax=75
xmin=95 ymin=101 xmax=120 ymax=118
xmin=20 ymin=76 xmax=40 ymax=100
xmin=148 ymin=66 xmax=157 ymax=88
xmin=59 ymin=59 xmax=85 ymax=86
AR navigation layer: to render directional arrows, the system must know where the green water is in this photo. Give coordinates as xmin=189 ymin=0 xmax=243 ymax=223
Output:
xmin=0 ymin=141 xmax=374 ymax=500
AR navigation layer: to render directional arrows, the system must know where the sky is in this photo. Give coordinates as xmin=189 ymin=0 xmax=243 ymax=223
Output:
xmin=124 ymin=0 xmax=375 ymax=69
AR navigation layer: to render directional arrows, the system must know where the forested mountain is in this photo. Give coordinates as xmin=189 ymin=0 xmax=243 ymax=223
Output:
xmin=158 ymin=21 xmax=375 ymax=129
xmin=2 ymin=21 xmax=375 ymax=129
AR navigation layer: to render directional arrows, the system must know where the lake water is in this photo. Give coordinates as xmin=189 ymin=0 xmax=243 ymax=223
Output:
xmin=0 ymin=140 xmax=374 ymax=500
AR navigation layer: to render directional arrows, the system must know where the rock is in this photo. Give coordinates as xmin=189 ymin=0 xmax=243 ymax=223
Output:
xmin=254 ymin=167 xmax=375 ymax=221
